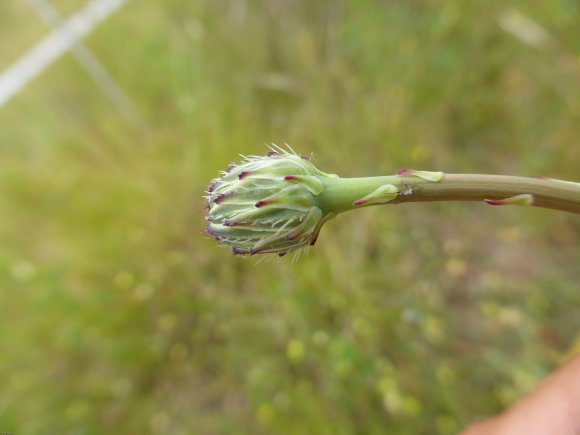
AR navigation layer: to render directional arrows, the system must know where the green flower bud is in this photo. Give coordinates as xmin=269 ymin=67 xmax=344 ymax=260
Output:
xmin=205 ymin=146 xmax=338 ymax=256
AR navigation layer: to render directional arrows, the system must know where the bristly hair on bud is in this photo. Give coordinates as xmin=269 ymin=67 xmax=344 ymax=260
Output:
xmin=204 ymin=144 xmax=338 ymax=256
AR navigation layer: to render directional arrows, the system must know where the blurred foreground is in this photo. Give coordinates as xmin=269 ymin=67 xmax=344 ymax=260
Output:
xmin=0 ymin=1 xmax=579 ymax=434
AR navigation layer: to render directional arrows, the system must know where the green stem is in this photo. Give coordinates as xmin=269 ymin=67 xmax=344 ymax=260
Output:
xmin=318 ymin=174 xmax=580 ymax=215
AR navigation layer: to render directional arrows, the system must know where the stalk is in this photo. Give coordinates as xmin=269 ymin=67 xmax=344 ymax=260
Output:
xmin=318 ymin=173 xmax=580 ymax=215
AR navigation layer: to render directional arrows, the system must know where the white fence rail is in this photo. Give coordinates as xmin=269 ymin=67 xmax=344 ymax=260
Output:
xmin=0 ymin=0 xmax=128 ymax=109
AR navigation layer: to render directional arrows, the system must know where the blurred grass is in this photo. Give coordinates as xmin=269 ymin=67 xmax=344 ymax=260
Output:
xmin=0 ymin=0 xmax=579 ymax=434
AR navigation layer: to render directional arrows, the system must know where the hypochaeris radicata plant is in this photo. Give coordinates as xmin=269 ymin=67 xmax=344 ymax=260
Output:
xmin=205 ymin=145 xmax=580 ymax=256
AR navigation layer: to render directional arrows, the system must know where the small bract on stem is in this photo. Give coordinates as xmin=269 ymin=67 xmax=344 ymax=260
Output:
xmin=205 ymin=145 xmax=580 ymax=256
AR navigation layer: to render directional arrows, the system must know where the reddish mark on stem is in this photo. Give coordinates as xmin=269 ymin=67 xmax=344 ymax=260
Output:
xmin=238 ymin=171 xmax=252 ymax=180
xmin=483 ymin=199 xmax=507 ymax=206
xmin=483 ymin=194 xmax=535 ymax=206
xmin=396 ymin=169 xmax=414 ymax=176
xmin=255 ymin=200 xmax=269 ymax=208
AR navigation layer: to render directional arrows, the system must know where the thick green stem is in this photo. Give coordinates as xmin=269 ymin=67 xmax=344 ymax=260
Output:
xmin=318 ymin=174 xmax=580 ymax=215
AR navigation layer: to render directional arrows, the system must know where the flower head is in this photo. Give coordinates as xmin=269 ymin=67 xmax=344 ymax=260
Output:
xmin=205 ymin=145 xmax=337 ymax=256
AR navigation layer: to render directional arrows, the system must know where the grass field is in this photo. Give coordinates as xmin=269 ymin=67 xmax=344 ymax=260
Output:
xmin=1 ymin=1 xmax=579 ymax=433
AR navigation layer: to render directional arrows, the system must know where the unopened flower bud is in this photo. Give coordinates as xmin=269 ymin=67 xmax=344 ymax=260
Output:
xmin=205 ymin=146 xmax=338 ymax=256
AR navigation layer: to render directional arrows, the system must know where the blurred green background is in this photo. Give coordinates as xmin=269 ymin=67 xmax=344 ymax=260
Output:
xmin=1 ymin=1 xmax=579 ymax=434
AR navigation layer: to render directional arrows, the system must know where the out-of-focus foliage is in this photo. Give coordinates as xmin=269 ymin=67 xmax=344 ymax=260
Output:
xmin=1 ymin=1 xmax=579 ymax=433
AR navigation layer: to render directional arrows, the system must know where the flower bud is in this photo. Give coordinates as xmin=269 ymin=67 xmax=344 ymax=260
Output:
xmin=205 ymin=147 xmax=338 ymax=256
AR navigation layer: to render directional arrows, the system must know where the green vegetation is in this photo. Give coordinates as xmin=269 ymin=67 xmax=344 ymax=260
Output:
xmin=1 ymin=1 xmax=579 ymax=433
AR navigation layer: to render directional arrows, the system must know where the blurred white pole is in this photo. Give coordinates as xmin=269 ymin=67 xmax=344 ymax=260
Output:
xmin=26 ymin=0 xmax=141 ymax=122
xmin=0 ymin=0 xmax=128 ymax=109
